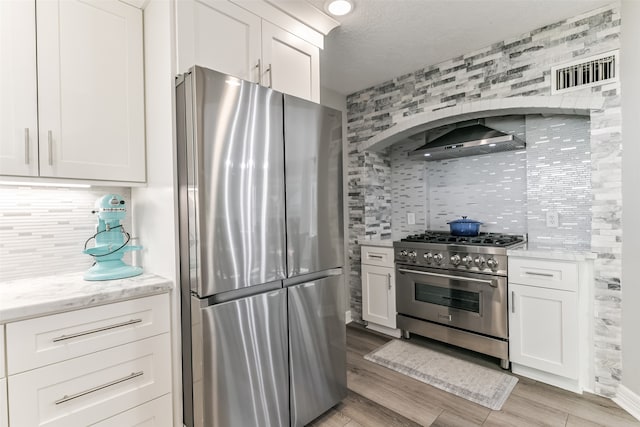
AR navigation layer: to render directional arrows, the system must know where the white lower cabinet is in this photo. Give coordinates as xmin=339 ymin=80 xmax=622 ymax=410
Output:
xmin=362 ymin=264 xmax=396 ymax=329
xmin=508 ymin=255 xmax=592 ymax=393
xmin=3 ymin=294 xmax=172 ymax=427
xmin=361 ymin=245 xmax=400 ymax=337
xmin=509 ymin=283 xmax=578 ymax=378
xmin=91 ymin=394 xmax=172 ymax=427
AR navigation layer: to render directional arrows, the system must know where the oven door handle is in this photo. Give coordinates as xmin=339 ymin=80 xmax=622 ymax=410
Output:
xmin=397 ymin=268 xmax=497 ymax=288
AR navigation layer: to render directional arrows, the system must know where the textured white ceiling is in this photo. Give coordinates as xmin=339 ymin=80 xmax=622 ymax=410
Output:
xmin=307 ymin=0 xmax=614 ymax=95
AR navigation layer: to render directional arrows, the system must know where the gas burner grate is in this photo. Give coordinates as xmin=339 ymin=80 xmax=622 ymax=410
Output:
xmin=402 ymin=231 xmax=524 ymax=247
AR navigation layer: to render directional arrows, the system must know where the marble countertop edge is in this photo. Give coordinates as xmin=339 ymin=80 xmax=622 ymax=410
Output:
xmin=507 ymin=245 xmax=597 ymax=261
xmin=0 ymin=272 xmax=174 ymax=324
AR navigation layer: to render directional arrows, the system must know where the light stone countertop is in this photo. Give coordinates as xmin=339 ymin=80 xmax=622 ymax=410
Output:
xmin=0 ymin=272 xmax=173 ymax=323
xmin=507 ymin=244 xmax=597 ymax=261
xmin=360 ymin=239 xmax=395 ymax=248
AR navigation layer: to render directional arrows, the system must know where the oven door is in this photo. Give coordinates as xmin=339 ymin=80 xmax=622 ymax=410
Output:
xmin=396 ymin=265 xmax=507 ymax=339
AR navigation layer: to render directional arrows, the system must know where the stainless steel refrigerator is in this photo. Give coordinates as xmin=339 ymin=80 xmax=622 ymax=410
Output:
xmin=176 ymin=66 xmax=346 ymax=427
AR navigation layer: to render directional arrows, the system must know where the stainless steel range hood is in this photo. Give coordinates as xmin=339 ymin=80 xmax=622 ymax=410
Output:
xmin=410 ymin=119 xmax=526 ymax=161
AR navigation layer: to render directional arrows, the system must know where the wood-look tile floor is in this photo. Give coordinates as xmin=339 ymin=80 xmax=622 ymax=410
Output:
xmin=309 ymin=324 xmax=640 ymax=427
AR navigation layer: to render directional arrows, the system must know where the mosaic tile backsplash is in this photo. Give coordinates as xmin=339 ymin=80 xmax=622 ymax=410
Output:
xmin=390 ymin=114 xmax=591 ymax=248
xmin=0 ymin=186 xmax=133 ymax=281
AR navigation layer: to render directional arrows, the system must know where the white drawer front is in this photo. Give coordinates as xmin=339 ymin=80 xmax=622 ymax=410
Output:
xmin=0 ymin=326 xmax=5 ymax=378
xmin=0 ymin=378 xmax=7 ymax=427
xmin=8 ymin=334 xmax=171 ymax=427
xmin=361 ymin=245 xmax=395 ymax=267
xmin=91 ymin=393 xmax=173 ymax=427
xmin=508 ymin=258 xmax=578 ymax=291
xmin=6 ymin=293 xmax=170 ymax=375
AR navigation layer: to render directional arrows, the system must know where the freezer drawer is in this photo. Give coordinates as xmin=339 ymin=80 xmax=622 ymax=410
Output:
xmin=288 ymin=275 xmax=347 ymax=426
xmin=192 ymin=289 xmax=289 ymax=427
xmin=284 ymin=95 xmax=344 ymax=277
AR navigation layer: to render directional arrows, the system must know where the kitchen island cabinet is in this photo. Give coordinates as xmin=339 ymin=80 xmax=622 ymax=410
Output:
xmin=361 ymin=242 xmax=401 ymax=337
xmin=176 ymin=0 xmax=320 ymax=102
xmin=0 ymin=0 xmax=145 ymax=183
xmin=508 ymin=250 xmax=595 ymax=393
xmin=0 ymin=273 xmax=173 ymax=427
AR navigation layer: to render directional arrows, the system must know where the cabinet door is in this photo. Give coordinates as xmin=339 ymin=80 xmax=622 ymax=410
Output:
xmin=361 ymin=264 xmax=396 ymax=329
xmin=509 ymin=284 xmax=579 ymax=378
xmin=261 ymin=21 xmax=319 ymax=102
xmin=36 ymin=0 xmax=145 ymax=182
xmin=0 ymin=0 xmax=38 ymax=176
xmin=177 ymin=0 xmax=261 ymax=81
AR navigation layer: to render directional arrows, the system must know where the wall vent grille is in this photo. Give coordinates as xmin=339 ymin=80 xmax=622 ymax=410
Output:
xmin=551 ymin=50 xmax=619 ymax=93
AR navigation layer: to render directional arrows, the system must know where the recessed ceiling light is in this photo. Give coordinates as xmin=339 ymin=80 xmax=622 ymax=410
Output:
xmin=325 ymin=0 xmax=353 ymax=16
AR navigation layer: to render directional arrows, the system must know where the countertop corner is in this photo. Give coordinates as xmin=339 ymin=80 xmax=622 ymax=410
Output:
xmin=507 ymin=244 xmax=597 ymax=261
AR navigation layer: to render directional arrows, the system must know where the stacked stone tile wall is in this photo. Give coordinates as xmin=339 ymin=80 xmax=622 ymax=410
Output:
xmin=346 ymin=3 xmax=621 ymax=396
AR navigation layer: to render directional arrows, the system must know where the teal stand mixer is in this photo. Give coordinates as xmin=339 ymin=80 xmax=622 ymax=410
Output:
xmin=83 ymin=194 xmax=143 ymax=281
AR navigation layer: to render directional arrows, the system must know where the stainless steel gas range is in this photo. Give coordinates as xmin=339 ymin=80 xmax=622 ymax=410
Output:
xmin=394 ymin=231 xmax=525 ymax=369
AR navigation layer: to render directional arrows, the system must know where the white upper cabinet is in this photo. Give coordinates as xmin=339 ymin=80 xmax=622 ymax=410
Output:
xmin=36 ymin=0 xmax=145 ymax=182
xmin=176 ymin=0 xmax=321 ymax=102
xmin=261 ymin=21 xmax=319 ymax=103
xmin=177 ymin=0 xmax=261 ymax=82
xmin=0 ymin=0 xmax=38 ymax=177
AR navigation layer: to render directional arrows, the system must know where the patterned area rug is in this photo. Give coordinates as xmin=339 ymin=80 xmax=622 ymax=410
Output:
xmin=364 ymin=339 xmax=518 ymax=410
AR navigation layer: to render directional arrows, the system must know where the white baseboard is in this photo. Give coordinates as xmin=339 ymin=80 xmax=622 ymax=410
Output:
xmin=365 ymin=322 xmax=402 ymax=338
xmin=345 ymin=310 xmax=352 ymax=324
xmin=614 ymin=385 xmax=640 ymax=422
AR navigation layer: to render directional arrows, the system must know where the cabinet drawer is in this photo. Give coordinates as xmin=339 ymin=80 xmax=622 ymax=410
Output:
xmin=8 ymin=334 xmax=171 ymax=427
xmin=0 ymin=326 xmax=4 ymax=378
xmin=91 ymin=393 xmax=173 ymax=426
xmin=361 ymin=246 xmax=394 ymax=267
xmin=6 ymin=293 xmax=169 ymax=375
xmin=0 ymin=378 xmax=7 ymax=427
xmin=509 ymin=258 xmax=578 ymax=291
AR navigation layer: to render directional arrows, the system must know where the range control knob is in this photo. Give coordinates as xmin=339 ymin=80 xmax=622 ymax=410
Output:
xmin=400 ymin=250 xmax=408 ymax=257
xmin=474 ymin=256 xmax=486 ymax=268
xmin=408 ymin=251 xmax=417 ymax=260
xmin=450 ymin=254 xmax=461 ymax=266
xmin=487 ymin=258 xmax=499 ymax=270
xmin=461 ymin=256 xmax=473 ymax=267
xmin=433 ymin=253 xmax=444 ymax=264
xmin=423 ymin=252 xmax=434 ymax=263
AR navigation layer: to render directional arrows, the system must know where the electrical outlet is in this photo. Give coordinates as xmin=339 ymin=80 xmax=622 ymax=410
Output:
xmin=407 ymin=212 xmax=416 ymax=225
xmin=546 ymin=211 xmax=559 ymax=228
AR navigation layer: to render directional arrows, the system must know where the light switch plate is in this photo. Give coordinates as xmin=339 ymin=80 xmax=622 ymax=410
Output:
xmin=546 ymin=211 xmax=559 ymax=228
xmin=407 ymin=212 xmax=416 ymax=225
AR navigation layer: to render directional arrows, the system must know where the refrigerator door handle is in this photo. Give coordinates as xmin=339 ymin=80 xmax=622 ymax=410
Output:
xmin=283 ymin=268 xmax=343 ymax=288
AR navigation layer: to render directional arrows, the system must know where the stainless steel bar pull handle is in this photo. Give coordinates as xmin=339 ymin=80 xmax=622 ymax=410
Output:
xmin=387 ymin=273 xmax=392 ymax=290
xmin=24 ymin=128 xmax=29 ymax=164
xmin=54 ymin=371 xmax=143 ymax=405
xmin=511 ymin=291 xmax=515 ymax=313
xmin=267 ymin=63 xmax=272 ymax=88
xmin=397 ymin=268 xmax=497 ymax=288
xmin=52 ymin=318 xmax=142 ymax=342
xmin=47 ymin=130 xmax=53 ymax=165
xmin=368 ymin=254 xmax=383 ymax=259
xmin=524 ymin=271 xmax=554 ymax=278
xmin=255 ymin=59 xmax=261 ymax=83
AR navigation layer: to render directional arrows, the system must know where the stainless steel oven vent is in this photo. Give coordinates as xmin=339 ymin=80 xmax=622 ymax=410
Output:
xmin=409 ymin=119 xmax=525 ymax=161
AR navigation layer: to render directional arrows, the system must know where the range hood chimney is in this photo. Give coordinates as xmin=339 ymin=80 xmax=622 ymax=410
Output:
xmin=410 ymin=119 xmax=526 ymax=161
